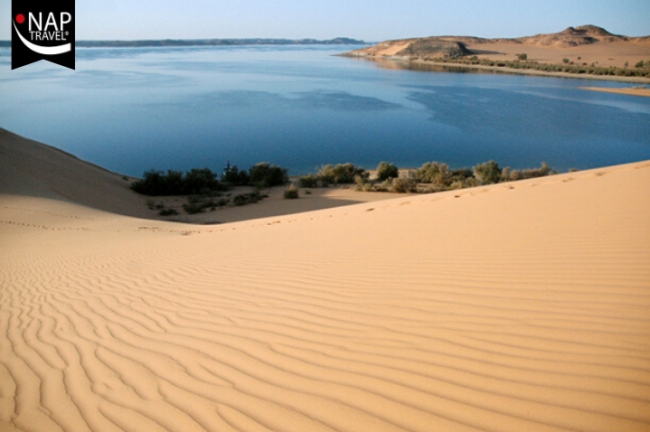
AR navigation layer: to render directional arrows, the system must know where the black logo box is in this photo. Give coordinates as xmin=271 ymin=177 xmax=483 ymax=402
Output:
xmin=12 ymin=0 xmax=75 ymax=70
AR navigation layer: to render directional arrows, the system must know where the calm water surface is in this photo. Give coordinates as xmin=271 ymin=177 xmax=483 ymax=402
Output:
xmin=1 ymin=45 xmax=649 ymax=176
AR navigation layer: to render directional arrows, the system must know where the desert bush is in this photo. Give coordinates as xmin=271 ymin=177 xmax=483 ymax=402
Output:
xmin=317 ymin=163 xmax=367 ymax=184
xmin=354 ymin=174 xmax=371 ymax=190
xmin=183 ymin=168 xmax=221 ymax=194
xmin=376 ymin=162 xmax=399 ymax=181
xmin=183 ymin=195 xmax=229 ymax=214
xmin=635 ymin=60 xmax=645 ymax=68
xmin=283 ymin=184 xmax=299 ymax=199
xmin=390 ymin=177 xmax=417 ymax=193
xmin=520 ymin=162 xmax=555 ymax=179
xmin=131 ymin=169 xmax=183 ymax=196
xmin=473 ymin=160 xmax=502 ymax=185
xmin=517 ymin=53 xmax=527 ymax=61
xmin=414 ymin=162 xmax=452 ymax=187
xmin=249 ymin=163 xmax=288 ymax=188
xmin=159 ymin=208 xmax=179 ymax=216
xmin=222 ymin=163 xmax=250 ymax=186
xmin=131 ymin=168 xmax=224 ymax=196
xmin=298 ymin=174 xmax=320 ymax=188
xmin=502 ymin=162 xmax=555 ymax=181
xmin=233 ymin=191 xmax=264 ymax=206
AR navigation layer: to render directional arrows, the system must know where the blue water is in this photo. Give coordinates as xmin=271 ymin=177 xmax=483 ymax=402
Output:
xmin=1 ymin=45 xmax=649 ymax=176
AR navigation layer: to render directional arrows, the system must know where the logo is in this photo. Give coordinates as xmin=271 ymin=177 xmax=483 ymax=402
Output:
xmin=12 ymin=0 xmax=75 ymax=70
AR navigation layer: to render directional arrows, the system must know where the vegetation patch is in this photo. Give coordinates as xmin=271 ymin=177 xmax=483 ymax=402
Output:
xmin=132 ymin=161 xmax=287 ymax=214
xmin=159 ymin=208 xmax=179 ymax=216
xmin=182 ymin=194 xmax=229 ymax=214
xmin=283 ymin=184 xmax=300 ymax=199
xmin=248 ymin=163 xmax=289 ymax=188
xmin=131 ymin=168 xmax=225 ymax=196
xmin=350 ymin=160 xmax=556 ymax=194
xmin=426 ymin=55 xmax=650 ymax=78
xmin=376 ymin=162 xmax=399 ymax=181
xmin=233 ymin=191 xmax=265 ymax=206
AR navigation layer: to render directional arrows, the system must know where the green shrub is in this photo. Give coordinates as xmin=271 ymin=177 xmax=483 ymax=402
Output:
xmin=317 ymin=163 xmax=367 ymax=184
xmin=283 ymin=184 xmax=299 ymax=199
xmin=222 ymin=163 xmax=250 ymax=186
xmin=131 ymin=169 xmax=183 ymax=195
xmin=131 ymin=168 xmax=224 ymax=196
xmin=390 ymin=177 xmax=417 ymax=193
xmin=376 ymin=162 xmax=399 ymax=181
xmin=473 ymin=160 xmax=502 ymax=185
xmin=182 ymin=195 xmax=228 ymax=214
xmin=298 ymin=174 xmax=320 ymax=188
xmin=249 ymin=163 xmax=288 ymax=188
xmin=520 ymin=162 xmax=555 ymax=179
xmin=159 ymin=208 xmax=179 ymax=216
xmin=502 ymin=162 xmax=555 ymax=181
xmin=233 ymin=191 xmax=264 ymax=206
xmin=414 ymin=162 xmax=452 ymax=186
xmin=183 ymin=168 xmax=221 ymax=194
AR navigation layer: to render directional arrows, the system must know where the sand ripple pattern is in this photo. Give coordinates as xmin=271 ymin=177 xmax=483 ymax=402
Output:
xmin=1 ymin=164 xmax=650 ymax=432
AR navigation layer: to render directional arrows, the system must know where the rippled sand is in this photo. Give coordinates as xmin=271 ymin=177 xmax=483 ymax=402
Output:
xmin=1 ymin=129 xmax=649 ymax=431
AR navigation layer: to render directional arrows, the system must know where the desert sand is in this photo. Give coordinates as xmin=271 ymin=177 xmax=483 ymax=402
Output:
xmin=580 ymin=86 xmax=650 ymax=97
xmin=1 ymin=128 xmax=650 ymax=432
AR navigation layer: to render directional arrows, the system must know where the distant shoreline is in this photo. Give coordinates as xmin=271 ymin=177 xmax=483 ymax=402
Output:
xmin=340 ymin=54 xmax=650 ymax=84
xmin=579 ymin=86 xmax=650 ymax=97
xmin=341 ymin=25 xmax=650 ymax=84
xmin=408 ymin=58 xmax=650 ymax=84
xmin=0 ymin=38 xmax=368 ymax=48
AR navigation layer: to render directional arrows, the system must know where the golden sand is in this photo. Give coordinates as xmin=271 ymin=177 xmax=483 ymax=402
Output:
xmin=1 ymin=129 xmax=649 ymax=431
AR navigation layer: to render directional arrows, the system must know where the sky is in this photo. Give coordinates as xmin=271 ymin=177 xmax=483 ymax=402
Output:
xmin=2 ymin=0 xmax=649 ymax=41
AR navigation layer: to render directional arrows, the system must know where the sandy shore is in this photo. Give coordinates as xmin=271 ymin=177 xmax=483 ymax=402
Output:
xmin=580 ymin=86 xmax=650 ymax=97
xmin=1 ymin=129 xmax=650 ymax=431
xmin=413 ymin=60 xmax=650 ymax=83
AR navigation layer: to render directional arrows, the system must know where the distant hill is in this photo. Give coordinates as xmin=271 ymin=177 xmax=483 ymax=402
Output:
xmin=517 ymin=25 xmax=628 ymax=47
xmin=0 ymin=38 xmax=367 ymax=49
xmin=347 ymin=37 xmax=470 ymax=58
xmin=343 ymin=25 xmax=648 ymax=58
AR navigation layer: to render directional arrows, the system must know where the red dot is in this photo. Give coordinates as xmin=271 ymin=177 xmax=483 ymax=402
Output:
xmin=16 ymin=14 xmax=25 ymax=24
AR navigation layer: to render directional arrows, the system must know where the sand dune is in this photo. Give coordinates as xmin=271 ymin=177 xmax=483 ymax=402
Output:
xmin=0 ymin=128 xmax=397 ymax=224
xmin=1 ymin=131 xmax=649 ymax=431
xmin=345 ymin=25 xmax=650 ymax=73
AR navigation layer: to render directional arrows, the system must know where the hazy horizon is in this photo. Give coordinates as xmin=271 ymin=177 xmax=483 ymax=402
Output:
xmin=1 ymin=0 xmax=649 ymax=42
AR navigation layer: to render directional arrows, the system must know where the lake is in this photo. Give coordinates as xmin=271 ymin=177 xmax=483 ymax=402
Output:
xmin=1 ymin=45 xmax=649 ymax=176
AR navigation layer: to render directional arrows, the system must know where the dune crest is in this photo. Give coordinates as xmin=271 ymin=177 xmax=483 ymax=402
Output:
xmin=1 ymin=130 xmax=650 ymax=431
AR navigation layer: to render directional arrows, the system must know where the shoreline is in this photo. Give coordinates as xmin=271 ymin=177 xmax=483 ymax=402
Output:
xmin=579 ymin=86 xmax=650 ymax=97
xmin=341 ymin=54 xmax=650 ymax=84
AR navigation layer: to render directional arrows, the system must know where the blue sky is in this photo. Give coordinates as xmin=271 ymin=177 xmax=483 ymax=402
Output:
xmin=2 ymin=0 xmax=649 ymax=41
